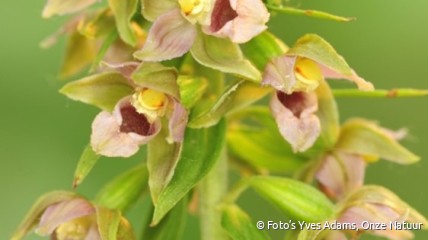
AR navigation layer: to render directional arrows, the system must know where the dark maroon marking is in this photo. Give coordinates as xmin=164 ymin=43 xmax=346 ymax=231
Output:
xmin=277 ymin=91 xmax=308 ymax=118
xmin=120 ymin=106 xmax=153 ymax=136
xmin=210 ymin=0 xmax=238 ymax=32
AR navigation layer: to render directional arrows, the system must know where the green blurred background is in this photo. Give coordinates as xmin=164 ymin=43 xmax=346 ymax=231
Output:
xmin=1 ymin=0 xmax=427 ymax=239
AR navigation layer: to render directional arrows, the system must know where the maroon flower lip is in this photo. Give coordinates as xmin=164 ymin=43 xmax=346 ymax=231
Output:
xmin=120 ymin=105 xmax=155 ymax=136
xmin=210 ymin=0 xmax=238 ymax=32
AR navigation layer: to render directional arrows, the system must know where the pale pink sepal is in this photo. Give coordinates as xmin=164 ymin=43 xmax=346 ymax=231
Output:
xmin=203 ymin=0 xmax=269 ymax=43
xmin=270 ymin=91 xmax=321 ymax=152
xmin=262 ymin=56 xmax=297 ymax=94
xmin=42 ymin=0 xmax=100 ymax=18
xmin=36 ymin=198 xmax=95 ymax=236
xmin=91 ymin=97 xmax=161 ymax=157
xmin=102 ymin=61 xmax=140 ymax=80
xmin=316 ymin=153 xmax=366 ymax=200
xmin=134 ymin=9 xmax=197 ymax=61
xmin=320 ymin=65 xmax=374 ymax=91
xmin=168 ymin=100 xmax=188 ymax=142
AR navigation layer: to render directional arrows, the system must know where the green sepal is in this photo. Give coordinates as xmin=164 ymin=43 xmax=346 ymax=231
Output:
xmin=11 ymin=191 xmax=78 ymax=240
xmin=188 ymin=80 xmax=271 ymax=128
xmin=151 ymin=119 xmax=227 ymax=225
xmin=141 ymin=0 xmax=178 ymax=21
xmin=142 ymin=197 xmax=188 ymax=239
xmin=241 ymin=31 xmax=288 ymax=70
xmin=60 ymin=31 xmax=97 ymax=79
xmin=60 ymin=72 xmax=134 ymax=111
xmin=190 ymin=30 xmax=261 ymax=82
xmin=221 ymin=205 xmax=270 ymax=240
xmin=336 ymin=118 xmax=420 ymax=164
xmin=78 ymin=8 xmax=116 ymax=39
xmin=73 ymin=145 xmax=100 ymax=188
xmin=147 ymin=126 xmax=182 ymax=204
xmin=250 ymin=176 xmax=334 ymax=222
xmin=117 ymin=217 xmax=137 ymax=240
xmin=266 ymin=5 xmax=355 ymax=22
xmin=96 ymin=206 xmax=122 ymax=240
xmin=95 ymin=164 xmax=149 ymax=211
xmin=177 ymin=75 xmax=208 ymax=109
xmin=131 ymin=63 xmax=180 ymax=99
xmin=108 ymin=0 xmax=138 ymax=46
xmin=227 ymin=107 xmax=307 ymax=173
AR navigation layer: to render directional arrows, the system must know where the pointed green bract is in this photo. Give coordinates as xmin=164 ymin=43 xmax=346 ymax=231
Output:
xmin=190 ymin=31 xmax=261 ymax=82
xmin=131 ymin=63 xmax=180 ymax=99
xmin=336 ymin=118 xmax=420 ymax=164
xmin=250 ymin=176 xmax=334 ymax=222
xmin=95 ymin=164 xmax=148 ymax=211
xmin=221 ymin=205 xmax=270 ymax=240
xmin=189 ymin=80 xmax=271 ymax=128
xmin=148 ymin=127 xmax=182 ymax=203
xmin=108 ymin=0 xmax=138 ymax=46
xmin=177 ymin=76 xmax=208 ymax=109
xmin=60 ymin=72 xmax=134 ymax=111
xmin=96 ymin=206 xmax=122 ymax=240
xmin=142 ymin=197 xmax=188 ymax=240
xmin=11 ymin=191 xmax=78 ymax=240
xmin=73 ymin=145 xmax=100 ymax=188
xmin=242 ymin=31 xmax=288 ymax=70
xmin=152 ymin=119 xmax=227 ymax=225
xmin=287 ymin=34 xmax=353 ymax=76
xmin=266 ymin=5 xmax=355 ymax=22
xmin=228 ymin=107 xmax=307 ymax=173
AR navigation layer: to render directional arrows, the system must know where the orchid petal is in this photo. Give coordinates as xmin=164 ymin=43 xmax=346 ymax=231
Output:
xmin=134 ymin=9 xmax=196 ymax=62
xmin=168 ymin=100 xmax=188 ymax=142
xmin=270 ymin=91 xmax=321 ymax=152
xmin=141 ymin=0 xmax=178 ymax=21
xmin=262 ymin=56 xmax=297 ymax=94
xmin=102 ymin=61 xmax=140 ymax=80
xmin=42 ymin=0 xmax=100 ymax=18
xmin=320 ymin=65 xmax=374 ymax=91
xmin=37 ymin=198 xmax=95 ymax=235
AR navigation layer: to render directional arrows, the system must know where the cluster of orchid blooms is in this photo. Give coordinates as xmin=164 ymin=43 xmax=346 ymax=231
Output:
xmin=13 ymin=0 xmax=428 ymax=240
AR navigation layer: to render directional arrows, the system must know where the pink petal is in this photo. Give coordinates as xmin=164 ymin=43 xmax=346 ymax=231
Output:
xmin=91 ymin=97 xmax=161 ymax=157
xmin=270 ymin=91 xmax=321 ymax=152
xmin=102 ymin=61 xmax=140 ymax=80
xmin=316 ymin=153 xmax=366 ymax=200
xmin=262 ymin=56 xmax=297 ymax=93
xmin=168 ymin=100 xmax=188 ymax=142
xmin=320 ymin=65 xmax=374 ymax=91
xmin=134 ymin=9 xmax=197 ymax=61
xmin=204 ymin=0 xmax=269 ymax=43
xmin=37 ymin=198 xmax=95 ymax=236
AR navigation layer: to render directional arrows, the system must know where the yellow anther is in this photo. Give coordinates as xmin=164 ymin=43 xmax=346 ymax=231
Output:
xmin=136 ymin=89 xmax=167 ymax=110
xmin=293 ymin=57 xmax=323 ymax=92
xmin=55 ymin=216 xmax=93 ymax=240
xmin=179 ymin=0 xmax=202 ymax=15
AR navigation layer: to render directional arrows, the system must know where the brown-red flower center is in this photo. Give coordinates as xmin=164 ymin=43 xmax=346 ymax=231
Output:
xmin=120 ymin=106 xmax=153 ymax=136
xmin=210 ymin=0 xmax=238 ymax=32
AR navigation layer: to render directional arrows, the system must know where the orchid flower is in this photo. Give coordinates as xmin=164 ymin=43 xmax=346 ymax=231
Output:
xmin=91 ymin=62 xmax=188 ymax=157
xmin=262 ymin=34 xmax=374 ymax=152
xmin=135 ymin=0 xmax=269 ymax=61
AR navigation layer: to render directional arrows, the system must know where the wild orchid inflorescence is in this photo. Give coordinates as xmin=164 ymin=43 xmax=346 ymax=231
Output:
xmin=13 ymin=0 xmax=428 ymax=240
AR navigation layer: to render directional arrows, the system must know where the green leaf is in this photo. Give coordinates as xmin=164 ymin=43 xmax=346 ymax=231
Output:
xmin=142 ymin=197 xmax=188 ymax=240
xmin=152 ymin=119 xmax=227 ymax=225
xmin=333 ymin=88 xmax=428 ymax=98
xmin=221 ymin=205 xmax=270 ymax=240
xmin=148 ymin=127 xmax=182 ymax=203
xmin=73 ymin=145 xmax=100 ymax=188
xmin=108 ymin=0 xmax=138 ymax=46
xmin=177 ymin=75 xmax=208 ymax=109
xmin=250 ymin=176 xmax=334 ymax=222
xmin=266 ymin=5 xmax=355 ymax=22
xmin=287 ymin=34 xmax=353 ymax=76
xmin=95 ymin=164 xmax=149 ymax=211
xmin=11 ymin=191 xmax=78 ymax=240
xmin=241 ymin=31 xmax=288 ymax=70
xmin=227 ymin=107 xmax=307 ymax=173
xmin=60 ymin=31 xmax=97 ymax=79
xmin=190 ymin=31 xmax=261 ymax=82
xmin=60 ymin=72 xmax=134 ymax=111
xmin=96 ymin=206 xmax=121 ymax=240
xmin=336 ymin=118 xmax=420 ymax=164
xmin=131 ymin=63 xmax=180 ymax=99
xmin=42 ymin=0 xmax=98 ymax=18
xmin=188 ymin=80 xmax=271 ymax=128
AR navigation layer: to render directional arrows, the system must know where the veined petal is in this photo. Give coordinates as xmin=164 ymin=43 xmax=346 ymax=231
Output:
xmin=102 ymin=61 xmax=140 ymax=80
xmin=316 ymin=152 xmax=366 ymax=200
xmin=271 ymin=91 xmax=321 ymax=152
xmin=262 ymin=56 xmax=297 ymax=93
xmin=91 ymin=97 xmax=161 ymax=157
xmin=37 ymin=198 xmax=95 ymax=236
xmin=142 ymin=0 xmax=178 ymax=21
xmin=42 ymin=0 xmax=100 ymax=18
xmin=320 ymin=65 xmax=374 ymax=91
xmin=204 ymin=0 xmax=269 ymax=43
xmin=134 ymin=9 xmax=197 ymax=61
xmin=168 ymin=100 xmax=188 ymax=142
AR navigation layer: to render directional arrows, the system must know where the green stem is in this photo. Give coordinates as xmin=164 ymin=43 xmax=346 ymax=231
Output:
xmin=266 ymin=4 xmax=355 ymax=22
xmin=222 ymin=177 xmax=252 ymax=204
xmin=333 ymin=88 xmax=428 ymax=98
xmin=199 ymin=147 xmax=228 ymax=240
